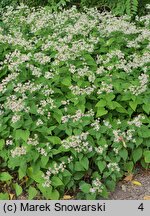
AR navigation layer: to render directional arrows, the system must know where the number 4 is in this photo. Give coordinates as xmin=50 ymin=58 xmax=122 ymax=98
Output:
xmin=138 ymin=203 xmax=144 ymax=211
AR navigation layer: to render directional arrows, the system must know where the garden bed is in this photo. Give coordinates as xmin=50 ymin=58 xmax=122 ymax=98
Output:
xmin=0 ymin=4 xmax=150 ymax=200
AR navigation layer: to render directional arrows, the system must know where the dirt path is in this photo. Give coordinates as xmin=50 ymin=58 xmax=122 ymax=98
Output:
xmin=109 ymin=169 xmax=150 ymax=200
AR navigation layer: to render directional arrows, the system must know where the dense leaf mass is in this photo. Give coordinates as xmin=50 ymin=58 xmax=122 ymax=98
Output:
xmin=0 ymin=5 xmax=150 ymax=199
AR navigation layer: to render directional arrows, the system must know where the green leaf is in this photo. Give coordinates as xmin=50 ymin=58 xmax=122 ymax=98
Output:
xmin=41 ymin=156 xmax=49 ymax=167
xmin=97 ymin=161 xmax=106 ymax=173
xmin=0 ymin=172 xmax=12 ymax=181
xmin=105 ymin=93 xmax=115 ymax=102
xmin=0 ymin=139 xmax=5 ymax=150
xmin=116 ymin=107 xmax=128 ymax=114
xmin=15 ymin=129 xmax=30 ymax=142
xmin=38 ymin=184 xmax=53 ymax=199
xmin=80 ymin=182 xmax=91 ymax=193
xmin=96 ymin=107 xmax=108 ymax=117
xmin=124 ymin=161 xmax=134 ymax=172
xmin=132 ymin=148 xmax=142 ymax=163
xmin=143 ymin=150 xmax=150 ymax=163
xmin=13 ymin=183 xmax=22 ymax=197
xmin=119 ymin=149 xmax=128 ymax=161
xmin=143 ymin=104 xmax=150 ymax=114
xmin=86 ymin=193 xmax=96 ymax=199
xmin=74 ymin=162 xmax=85 ymax=171
xmin=46 ymin=136 xmax=61 ymax=144
xmin=51 ymin=176 xmax=63 ymax=187
xmin=61 ymin=76 xmax=71 ymax=86
xmin=27 ymin=168 xmax=44 ymax=184
xmin=0 ymin=193 xmax=9 ymax=200
xmin=18 ymin=167 xmax=26 ymax=180
xmin=53 ymin=109 xmax=63 ymax=124
xmin=129 ymin=101 xmax=137 ymax=111
xmin=105 ymin=38 xmax=115 ymax=46
xmin=74 ymin=172 xmax=85 ymax=180
xmin=62 ymin=169 xmax=72 ymax=177
xmin=28 ymin=186 xmax=37 ymax=200
xmin=138 ymin=127 xmax=150 ymax=138
xmin=107 ymin=101 xmax=121 ymax=109
xmin=80 ymin=157 xmax=89 ymax=170
xmin=95 ymin=99 xmax=106 ymax=107
xmin=106 ymin=180 xmax=116 ymax=192
xmin=49 ymin=189 xmax=60 ymax=200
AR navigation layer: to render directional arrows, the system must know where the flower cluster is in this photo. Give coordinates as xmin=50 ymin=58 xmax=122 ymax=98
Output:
xmin=129 ymin=73 xmax=149 ymax=95
xmin=107 ymin=162 xmax=120 ymax=172
xmin=61 ymin=109 xmax=94 ymax=123
xmin=27 ymin=134 xmax=39 ymax=146
xmin=42 ymin=156 xmax=73 ymax=187
xmin=11 ymin=146 xmax=27 ymax=158
xmin=90 ymin=178 xmax=104 ymax=193
xmin=128 ymin=115 xmax=145 ymax=127
xmin=113 ymin=129 xmax=135 ymax=147
xmin=61 ymin=132 xmax=92 ymax=153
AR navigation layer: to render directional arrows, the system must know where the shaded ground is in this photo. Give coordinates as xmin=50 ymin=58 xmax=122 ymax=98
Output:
xmin=2 ymin=168 xmax=149 ymax=200
xmin=109 ymin=169 xmax=150 ymax=200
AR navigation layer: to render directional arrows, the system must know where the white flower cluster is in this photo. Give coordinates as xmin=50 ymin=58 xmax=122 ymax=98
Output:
xmin=33 ymin=52 xmax=51 ymax=65
xmin=69 ymin=65 xmax=96 ymax=83
xmin=37 ymin=147 xmax=47 ymax=156
xmin=27 ymin=64 xmax=42 ymax=78
xmin=42 ymin=85 xmax=54 ymax=96
xmin=107 ymin=162 xmax=120 ymax=172
xmin=103 ymin=120 xmax=112 ymax=128
xmin=44 ymin=71 xmax=54 ymax=79
xmin=6 ymin=139 xmax=13 ymax=146
xmin=42 ymin=156 xmax=73 ymax=187
xmin=36 ymin=119 xmax=44 ymax=126
xmin=11 ymin=113 xmax=21 ymax=123
xmin=129 ymin=73 xmax=149 ymax=95
xmin=61 ymin=109 xmax=94 ymax=123
xmin=106 ymin=50 xmax=125 ymax=60
xmin=98 ymin=12 xmax=139 ymax=36
xmin=95 ymin=144 xmax=108 ymax=154
xmin=96 ymin=66 xmax=105 ymax=75
xmin=69 ymin=85 xmax=96 ymax=95
xmin=5 ymin=95 xmax=25 ymax=112
xmin=39 ymin=98 xmax=56 ymax=110
xmin=113 ymin=129 xmax=135 ymax=147
xmin=91 ymin=118 xmax=100 ymax=131
xmin=128 ymin=115 xmax=145 ymax=127
xmin=14 ymin=81 xmax=42 ymax=94
xmin=27 ymin=134 xmax=39 ymax=146
xmin=0 ymin=72 xmax=18 ymax=94
xmin=61 ymin=132 xmax=92 ymax=153
xmin=97 ymin=81 xmax=113 ymax=94
xmin=11 ymin=146 xmax=26 ymax=158
xmin=4 ymin=49 xmax=31 ymax=71
xmin=90 ymin=178 xmax=104 ymax=193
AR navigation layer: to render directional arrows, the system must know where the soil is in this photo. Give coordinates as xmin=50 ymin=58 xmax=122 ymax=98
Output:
xmin=109 ymin=168 xmax=150 ymax=200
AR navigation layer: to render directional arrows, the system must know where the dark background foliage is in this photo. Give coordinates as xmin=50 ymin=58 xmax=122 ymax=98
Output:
xmin=0 ymin=0 xmax=150 ymax=16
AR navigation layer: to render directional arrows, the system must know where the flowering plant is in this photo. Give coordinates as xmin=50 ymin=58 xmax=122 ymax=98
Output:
xmin=0 ymin=4 xmax=149 ymax=200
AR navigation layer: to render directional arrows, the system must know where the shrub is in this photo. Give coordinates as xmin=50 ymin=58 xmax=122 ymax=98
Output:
xmin=0 ymin=4 xmax=150 ymax=200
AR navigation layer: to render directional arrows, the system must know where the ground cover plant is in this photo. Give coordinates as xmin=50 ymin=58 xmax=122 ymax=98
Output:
xmin=0 ymin=4 xmax=150 ymax=200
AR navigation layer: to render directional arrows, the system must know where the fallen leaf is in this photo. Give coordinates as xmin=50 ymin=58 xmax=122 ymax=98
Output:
xmin=63 ymin=195 xmax=73 ymax=200
xmin=124 ymin=174 xmax=133 ymax=182
xmin=9 ymin=193 xmax=14 ymax=200
xmin=144 ymin=195 xmax=150 ymax=200
xmin=132 ymin=180 xmax=142 ymax=186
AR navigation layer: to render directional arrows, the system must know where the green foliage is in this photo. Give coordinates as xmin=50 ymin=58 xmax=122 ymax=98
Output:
xmin=0 ymin=0 xmax=149 ymax=16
